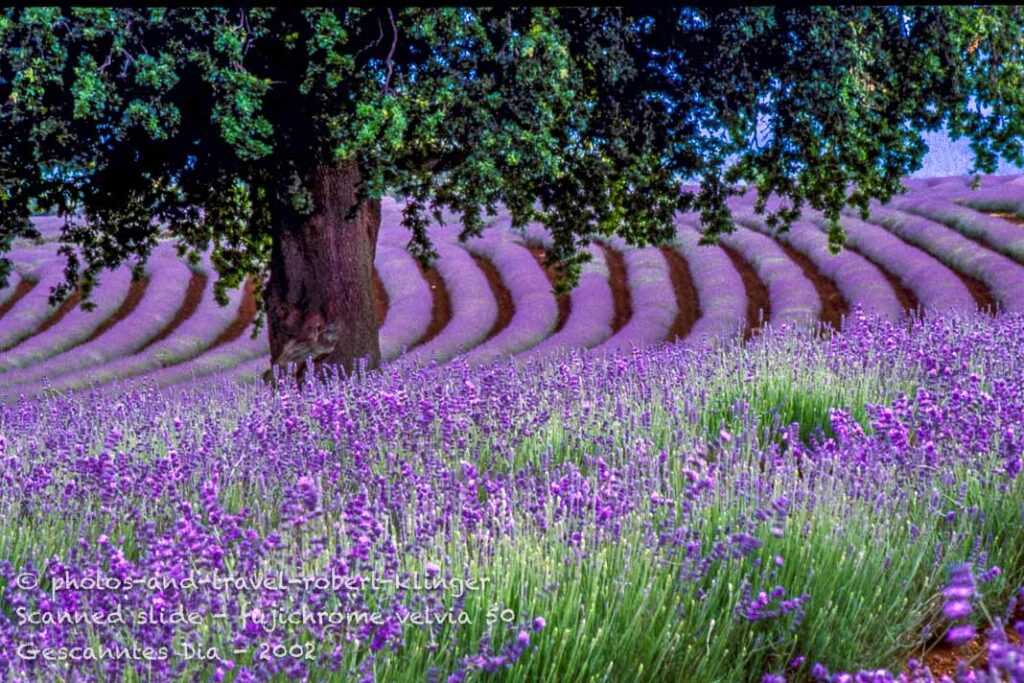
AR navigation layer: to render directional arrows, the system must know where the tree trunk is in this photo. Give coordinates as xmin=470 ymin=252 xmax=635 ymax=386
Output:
xmin=264 ymin=160 xmax=381 ymax=383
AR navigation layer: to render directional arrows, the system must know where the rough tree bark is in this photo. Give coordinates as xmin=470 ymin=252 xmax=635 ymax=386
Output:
xmin=263 ymin=160 xmax=381 ymax=383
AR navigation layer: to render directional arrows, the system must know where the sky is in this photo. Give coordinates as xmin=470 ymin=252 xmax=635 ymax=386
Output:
xmin=912 ymin=129 xmax=1024 ymax=178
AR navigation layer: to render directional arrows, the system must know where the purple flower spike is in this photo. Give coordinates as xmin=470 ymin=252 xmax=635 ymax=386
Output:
xmin=945 ymin=623 xmax=977 ymax=646
xmin=943 ymin=600 xmax=973 ymax=620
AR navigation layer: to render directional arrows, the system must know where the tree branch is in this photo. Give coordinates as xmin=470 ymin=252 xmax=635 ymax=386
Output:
xmin=383 ymin=8 xmax=398 ymax=94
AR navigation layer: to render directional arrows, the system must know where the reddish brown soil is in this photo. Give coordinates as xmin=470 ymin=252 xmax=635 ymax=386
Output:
xmin=987 ymin=211 xmax=1024 ymax=227
xmin=659 ymin=245 xmax=701 ymax=343
xmin=915 ymin=623 xmax=1023 ymax=678
xmin=599 ymin=243 xmax=633 ymax=333
xmin=720 ymin=244 xmax=770 ymax=339
xmin=471 ymin=254 xmax=515 ymax=343
xmin=957 ymin=270 xmax=999 ymax=315
xmin=140 ymin=272 xmax=208 ymax=350
xmin=524 ymin=245 xmax=571 ymax=335
xmin=410 ymin=263 xmax=452 ymax=349
xmin=372 ymin=269 xmax=388 ymax=329
xmin=0 ymin=278 xmax=36 ymax=321
xmin=33 ymin=288 xmax=83 ymax=336
xmin=779 ymin=243 xmax=850 ymax=332
xmin=81 ymin=276 xmax=150 ymax=344
xmin=210 ymin=277 xmax=259 ymax=349
xmin=842 ymin=242 xmax=920 ymax=315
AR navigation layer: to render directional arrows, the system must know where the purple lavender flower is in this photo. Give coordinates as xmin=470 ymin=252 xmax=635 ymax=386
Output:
xmin=945 ymin=623 xmax=977 ymax=646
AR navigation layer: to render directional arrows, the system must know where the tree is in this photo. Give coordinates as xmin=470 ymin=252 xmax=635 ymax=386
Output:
xmin=2 ymin=7 xmax=1023 ymax=376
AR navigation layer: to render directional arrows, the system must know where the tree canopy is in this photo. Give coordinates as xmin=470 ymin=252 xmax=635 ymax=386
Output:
xmin=2 ymin=6 xmax=1023 ymax=324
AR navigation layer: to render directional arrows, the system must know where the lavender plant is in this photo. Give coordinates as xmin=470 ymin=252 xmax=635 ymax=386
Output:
xmin=0 ymin=249 xmax=196 ymax=395
xmin=463 ymin=233 xmax=559 ymax=366
xmin=863 ymin=204 xmax=1024 ymax=314
xmin=732 ymin=213 xmax=902 ymax=323
xmin=3 ymin=311 xmax=1024 ymax=682
xmin=595 ymin=240 xmax=678 ymax=352
xmin=0 ymin=265 xmax=135 ymax=371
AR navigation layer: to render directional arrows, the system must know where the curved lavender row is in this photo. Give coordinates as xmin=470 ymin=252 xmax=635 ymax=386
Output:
xmin=863 ymin=203 xmax=1024 ymax=314
xmin=671 ymin=222 xmax=749 ymax=345
xmin=594 ymin=239 xmax=678 ymax=353
xmin=0 ymin=258 xmax=73 ymax=351
xmin=26 ymin=215 xmax=70 ymax=241
xmin=0 ymin=265 xmax=135 ymax=371
xmin=403 ymin=240 xmax=496 ymax=366
xmin=732 ymin=211 xmax=903 ymax=322
xmin=0 ymin=244 xmax=67 ymax=305
xmin=807 ymin=210 xmax=976 ymax=314
xmin=517 ymin=221 xmax=555 ymax=246
xmin=107 ymin=323 xmax=270 ymax=393
xmin=892 ymin=196 xmax=1024 ymax=264
xmin=8 ymin=216 xmax=73 ymax=247
xmin=375 ymin=246 xmax=433 ymax=361
xmin=462 ymin=232 xmax=559 ymax=365
xmin=716 ymin=223 xmax=820 ymax=328
xmin=36 ymin=267 xmax=248 ymax=393
xmin=520 ymin=244 xmax=615 ymax=358
xmin=192 ymin=351 xmax=272 ymax=388
xmin=959 ymin=186 xmax=1024 ymax=217
xmin=0 ymin=269 xmax=25 ymax=311
xmin=0 ymin=246 xmax=194 ymax=391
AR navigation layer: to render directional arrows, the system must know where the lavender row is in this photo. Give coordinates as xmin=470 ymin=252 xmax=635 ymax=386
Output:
xmin=0 ymin=245 xmax=195 ymax=393
xmin=0 ymin=257 xmax=75 ymax=352
xmin=671 ymin=220 xmax=749 ymax=345
xmin=894 ymin=196 xmax=1024 ymax=264
xmin=462 ymin=232 xmax=559 ymax=365
xmin=0 ymin=265 xmax=135 ymax=371
xmin=806 ymin=211 xmax=976 ymax=313
xmin=711 ymin=221 xmax=821 ymax=328
xmin=192 ymin=350 xmax=273 ymax=388
xmin=520 ymin=243 xmax=616 ymax=357
xmin=956 ymin=178 xmax=1024 ymax=217
xmin=862 ymin=203 xmax=1024 ymax=314
xmin=595 ymin=238 xmax=678 ymax=353
xmin=731 ymin=210 xmax=903 ymax=322
xmin=0 ymin=268 xmax=27 ymax=310
xmin=35 ymin=264 xmax=248 ymax=395
xmin=115 ymin=322 xmax=270 ymax=393
xmin=375 ymin=246 xmax=435 ymax=362
xmin=403 ymin=240 xmax=496 ymax=365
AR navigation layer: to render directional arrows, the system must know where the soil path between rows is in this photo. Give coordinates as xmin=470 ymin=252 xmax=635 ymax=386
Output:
xmin=875 ymin=210 xmax=999 ymax=315
xmin=372 ymin=269 xmax=388 ymax=329
xmin=841 ymin=243 xmax=920 ymax=316
xmin=472 ymin=254 xmax=515 ymax=344
xmin=598 ymin=243 xmax=633 ymax=334
xmin=409 ymin=263 xmax=451 ymax=349
xmin=524 ymin=245 xmax=571 ymax=335
xmin=778 ymin=243 xmax=850 ymax=331
xmin=33 ymin=288 xmax=83 ymax=337
xmin=139 ymin=273 xmax=208 ymax=351
xmin=983 ymin=211 xmax=1024 ymax=228
xmin=720 ymin=244 xmax=770 ymax=339
xmin=211 ymin=277 xmax=260 ymax=349
xmin=659 ymin=245 xmax=700 ymax=343
xmin=80 ymin=276 xmax=151 ymax=345
xmin=0 ymin=279 xmax=37 ymax=324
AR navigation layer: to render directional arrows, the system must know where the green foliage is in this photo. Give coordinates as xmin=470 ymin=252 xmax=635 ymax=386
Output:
xmin=2 ymin=7 xmax=1024 ymax=316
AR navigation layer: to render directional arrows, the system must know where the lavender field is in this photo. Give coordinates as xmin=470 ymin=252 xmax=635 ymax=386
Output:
xmin=3 ymin=174 xmax=1024 ymax=398
xmin=3 ymin=174 xmax=1024 ymax=681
